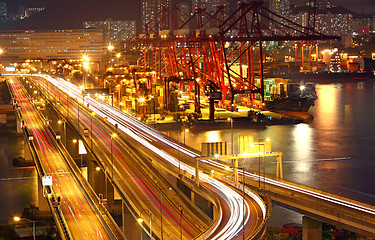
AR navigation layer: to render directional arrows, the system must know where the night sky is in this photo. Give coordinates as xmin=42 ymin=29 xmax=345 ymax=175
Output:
xmin=0 ymin=0 xmax=374 ymax=30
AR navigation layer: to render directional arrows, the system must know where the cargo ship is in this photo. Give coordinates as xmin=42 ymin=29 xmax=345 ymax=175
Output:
xmin=262 ymin=79 xmax=317 ymax=112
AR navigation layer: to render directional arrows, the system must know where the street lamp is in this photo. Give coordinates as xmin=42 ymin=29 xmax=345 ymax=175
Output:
xmin=250 ymin=138 xmax=270 ymax=190
xmin=90 ymin=112 xmax=96 ymax=151
xmin=227 ymin=117 xmax=234 ymax=155
xmin=14 ymin=217 xmax=35 ymax=240
xmin=225 ymin=166 xmax=245 ymax=240
xmin=110 ymin=132 xmax=117 ymax=180
xmin=58 ymin=119 xmax=66 ymax=146
xmin=72 ymin=138 xmax=84 ymax=171
xmin=137 ymin=209 xmax=152 ymax=240
xmin=183 ymin=128 xmax=189 ymax=145
xmin=160 ymin=187 xmax=171 ymax=240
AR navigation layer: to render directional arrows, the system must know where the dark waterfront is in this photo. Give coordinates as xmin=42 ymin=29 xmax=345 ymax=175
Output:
xmin=0 ymin=131 xmax=37 ymax=224
xmin=165 ymin=80 xmax=375 ymax=226
xmin=2 ymin=80 xmax=375 ymax=227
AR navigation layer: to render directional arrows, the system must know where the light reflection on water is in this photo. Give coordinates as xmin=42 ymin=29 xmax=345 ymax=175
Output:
xmin=165 ymin=81 xmax=375 ymax=226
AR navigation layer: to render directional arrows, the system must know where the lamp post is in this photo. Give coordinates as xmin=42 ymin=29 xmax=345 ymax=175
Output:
xmin=183 ymin=128 xmax=189 ymax=145
xmin=225 ymin=166 xmax=245 ymax=240
xmin=110 ymin=132 xmax=117 ymax=180
xmin=227 ymin=117 xmax=234 ymax=155
xmin=160 ymin=187 xmax=171 ymax=240
xmin=14 ymin=217 xmax=35 ymax=240
xmin=77 ymin=98 xmax=80 ymax=133
xmin=90 ymin=112 xmax=95 ymax=151
xmin=250 ymin=138 xmax=270 ymax=191
xmin=58 ymin=119 xmax=66 ymax=146
xmin=137 ymin=209 xmax=152 ymax=240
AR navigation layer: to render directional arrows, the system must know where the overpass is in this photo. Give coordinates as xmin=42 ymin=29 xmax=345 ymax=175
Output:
xmin=7 ymin=77 xmax=125 ymax=239
xmin=195 ymin=153 xmax=375 ymax=238
xmin=19 ymin=74 xmax=269 ymax=239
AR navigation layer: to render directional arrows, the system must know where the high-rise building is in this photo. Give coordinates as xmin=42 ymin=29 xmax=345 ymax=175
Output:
xmin=269 ymin=0 xmax=290 ymax=16
xmin=302 ymin=0 xmax=330 ymax=10
xmin=176 ymin=2 xmax=190 ymax=29
xmin=192 ymin=0 xmax=230 ymax=27
xmin=0 ymin=2 xmax=7 ymax=19
xmin=83 ymin=18 xmax=136 ymax=47
xmin=0 ymin=29 xmax=104 ymax=62
xmin=288 ymin=6 xmax=352 ymax=36
xmin=141 ymin=0 xmax=171 ymax=34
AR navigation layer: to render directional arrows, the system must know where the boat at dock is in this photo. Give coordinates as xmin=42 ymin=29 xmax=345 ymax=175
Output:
xmin=263 ymin=79 xmax=317 ymax=113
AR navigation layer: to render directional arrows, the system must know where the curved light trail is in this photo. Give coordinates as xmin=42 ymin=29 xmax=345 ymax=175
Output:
xmin=33 ymin=74 xmax=266 ymax=239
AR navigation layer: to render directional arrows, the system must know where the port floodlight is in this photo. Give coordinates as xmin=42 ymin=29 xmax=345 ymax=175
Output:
xmin=82 ymin=55 xmax=90 ymax=62
xmin=300 ymin=85 xmax=306 ymax=91
xmin=73 ymin=139 xmax=77 ymax=143
xmin=107 ymin=44 xmax=114 ymax=51
xmin=13 ymin=217 xmax=21 ymax=221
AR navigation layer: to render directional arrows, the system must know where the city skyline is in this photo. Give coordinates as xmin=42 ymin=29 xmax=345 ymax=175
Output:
xmin=0 ymin=0 xmax=373 ymax=31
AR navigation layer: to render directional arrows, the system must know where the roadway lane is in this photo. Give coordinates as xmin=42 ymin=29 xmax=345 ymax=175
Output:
xmin=8 ymin=77 xmax=115 ymax=240
xmin=35 ymin=74 xmax=267 ymax=239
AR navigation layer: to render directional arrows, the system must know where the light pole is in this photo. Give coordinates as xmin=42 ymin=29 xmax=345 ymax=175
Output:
xmin=227 ymin=117 xmax=234 ymax=155
xmin=14 ymin=217 xmax=35 ymax=240
xmin=137 ymin=209 xmax=152 ymax=240
xmin=225 ymin=166 xmax=245 ymax=240
xmin=58 ymin=119 xmax=66 ymax=146
xmin=251 ymin=138 xmax=270 ymax=191
xmin=77 ymin=98 xmax=80 ymax=133
xmin=110 ymin=132 xmax=117 ymax=180
xmin=183 ymin=128 xmax=189 ymax=145
xmin=160 ymin=187 xmax=171 ymax=240
xmin=90 ymin=112 xmax=95 ymax=151
xmin=72 ymin=138 xmax=83 ymax=171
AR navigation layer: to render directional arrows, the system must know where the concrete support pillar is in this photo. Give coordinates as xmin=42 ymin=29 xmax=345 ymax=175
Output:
xmin=303 ymin=216 xmax=322 ymax=240
xmin=37 ymin=177 xmax=50 ymax=212
xmin=122 ymin=200 xmax=140 ymax=239
xmin=87 ymin=161 xmax=114 ymax=210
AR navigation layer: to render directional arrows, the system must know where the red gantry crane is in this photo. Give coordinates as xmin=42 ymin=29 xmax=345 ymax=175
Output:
xmin=123 ymin=1 xmax=340 ymax=120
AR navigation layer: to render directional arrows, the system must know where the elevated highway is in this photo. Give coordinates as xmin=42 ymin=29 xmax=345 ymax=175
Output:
xmin=25 ymin=74 xmax=268 ymax=240
xmin=7 ymin=76 xmax=125 ymax=239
